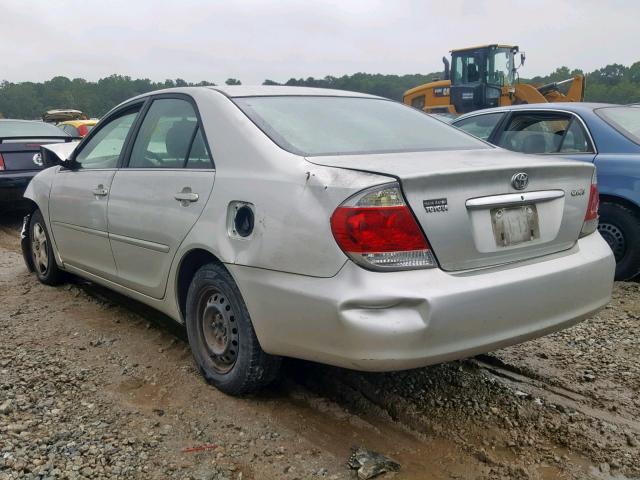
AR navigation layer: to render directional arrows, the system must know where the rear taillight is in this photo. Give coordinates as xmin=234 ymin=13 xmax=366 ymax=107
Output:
xmin=77 ymin=125 xmax=89 ymax=137
xmin=330 ymin=182 xmax=436 ymax=270
xmin=581 ymin=172 xmax=599 ymax=237
xmin=0 ymin=153 xmax=4 ymax=171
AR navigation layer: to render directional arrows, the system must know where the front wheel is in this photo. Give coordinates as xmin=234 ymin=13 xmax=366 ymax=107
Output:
xmin=185 ymin=263 xmax=281 ymax=395
xmin=29 ymin=210 xmax=65 ymax=285
xmin=598 ymin=202 xmax=640 ymax=281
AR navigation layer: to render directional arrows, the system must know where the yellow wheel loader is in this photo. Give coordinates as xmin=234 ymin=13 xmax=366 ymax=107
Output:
xmin=403 ymin=45 xmax=584 ymax=115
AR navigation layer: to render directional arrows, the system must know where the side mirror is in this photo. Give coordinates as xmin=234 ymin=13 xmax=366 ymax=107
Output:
xmin=520 ymin=53 xmax=526 ymax=67
xmin=40 ymin=141 xmax=80 ymax=169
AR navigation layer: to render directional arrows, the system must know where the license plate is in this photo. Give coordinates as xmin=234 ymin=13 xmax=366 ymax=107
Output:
xmin=491 ymin=205 xmax=539 ymax=247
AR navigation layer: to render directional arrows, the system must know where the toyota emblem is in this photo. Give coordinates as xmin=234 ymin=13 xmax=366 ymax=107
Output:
xmin=32 ymin=153 xmax=43 ymax=167
xmin=511 ymin=172 xmax=529 ymax=190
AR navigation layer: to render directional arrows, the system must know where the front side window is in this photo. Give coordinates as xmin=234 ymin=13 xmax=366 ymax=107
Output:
xmin=497 ymin=113 xmax=593 ymax=154
xmin=596 ymin=106 xmax=640 ymax=145
xmin=234 ymin=96 xmax=487 ymax=156
xmin=454 ymin=113 xmax=504 ymax=140
xmin=73 ymin=108 xmax=140 ymax=169
xmin=129 ymin=98 xmax=211 ymax=168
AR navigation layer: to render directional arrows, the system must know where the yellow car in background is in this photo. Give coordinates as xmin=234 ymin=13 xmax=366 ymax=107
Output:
xmin=57 ymin=119 xmax=97 ymax=137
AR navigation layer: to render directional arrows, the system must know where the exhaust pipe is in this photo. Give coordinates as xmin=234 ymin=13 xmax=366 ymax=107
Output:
xmin=442 ymin=57 xmax=450 ymax=81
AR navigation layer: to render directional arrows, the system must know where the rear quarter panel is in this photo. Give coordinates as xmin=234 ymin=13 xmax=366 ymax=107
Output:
xmin=170 ymin=89 xmax=392 ymax=279
xmin=595 ymin=154 xmax=640 ymax=208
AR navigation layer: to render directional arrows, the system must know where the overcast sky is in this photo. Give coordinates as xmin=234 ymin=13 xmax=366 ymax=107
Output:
xmin=2 ymin=0 xmax=638 ymax=84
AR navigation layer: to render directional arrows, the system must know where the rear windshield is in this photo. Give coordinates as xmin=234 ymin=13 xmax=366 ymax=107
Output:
xmin=596 ymin=106 xmax=640 ymax=144
xmin=0 ymin=120 xmax=67 ymax=138
xmin=233 ymin=96 xmax=488 ymax=156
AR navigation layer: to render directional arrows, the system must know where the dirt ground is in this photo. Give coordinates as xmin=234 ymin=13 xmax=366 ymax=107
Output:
xmin=0 ymin=213 xmax=638 ymax=480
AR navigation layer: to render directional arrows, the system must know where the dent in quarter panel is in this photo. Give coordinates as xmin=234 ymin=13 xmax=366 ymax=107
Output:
xmin=187 ymin=163 xmax=391 ymax=278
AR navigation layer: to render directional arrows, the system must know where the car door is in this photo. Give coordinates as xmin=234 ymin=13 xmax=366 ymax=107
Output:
xmin=49 ymin=104 xmax=142 ymax=280
xmin=107 ymin=96 xmax=215 ymax=299
xmin=493 ymin=110 xmax=596 ymax=162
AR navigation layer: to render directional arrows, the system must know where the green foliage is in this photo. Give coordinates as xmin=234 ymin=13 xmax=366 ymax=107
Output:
xmin=2 ymin=61 xmax=640 ymax=119
xmin=0 ymin=75 xmax=217 ymax=119
xmin=525 ymin=62 xmax=640 ymax=104
xmin=283 ymin=72 xmax=439 ymax=101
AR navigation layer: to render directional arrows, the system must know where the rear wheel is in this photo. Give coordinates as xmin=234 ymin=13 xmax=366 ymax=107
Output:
xmin=185 ymin=263 xmax=281 ymax=395
xmin=30 ymin=210 xmax=65 ymax=285
xmin=598 ymin=202 xmax=640 ymax=281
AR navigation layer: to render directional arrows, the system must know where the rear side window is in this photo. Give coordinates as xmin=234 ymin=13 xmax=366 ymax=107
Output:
xmin=558 ymin=119 xmax=592 ymax=153
xmin=74 ymin=109 xmax=140 ymax=169
xmin=454 ymin=113 xmax=504 ymax=140
xmin=129 ymin=98 xmax=212 ymax=169
xmin=496 ymin=113 xmax=593 ymax=154
xmin=185 ymin=128 xmax=212 ymax=169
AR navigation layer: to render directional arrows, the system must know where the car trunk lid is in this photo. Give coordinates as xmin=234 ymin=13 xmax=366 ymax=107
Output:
xmin=0 ymin=139 xmax=68 ymax=171
xmin=309 ymin=148 xmax=595 ymax=271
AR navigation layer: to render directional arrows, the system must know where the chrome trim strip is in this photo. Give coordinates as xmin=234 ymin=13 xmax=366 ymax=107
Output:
xmin=52 ymin=221 xmax=109 ymax=238
xmin=108 ymin=232 xmax=170 ymax=253
xmin=466 ymin=190 xmax=565 ymax=210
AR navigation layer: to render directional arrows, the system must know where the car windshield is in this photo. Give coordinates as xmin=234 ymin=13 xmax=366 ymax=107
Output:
xmin=234 ymin=96 xmax=487 ymax=156
xmin=596 ymin=106 xmax=640 ymax=144
xmin=0 ymin=120 xmax=67 ymax=138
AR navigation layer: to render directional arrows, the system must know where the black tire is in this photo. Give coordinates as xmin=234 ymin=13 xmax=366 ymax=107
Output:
xmin=598 ymin=202 xmax=640 ymax=281
xmin=29 ymin=210 xmax=65 ymax=286
xmin=185 ymin=263 xmax=281 ymax=395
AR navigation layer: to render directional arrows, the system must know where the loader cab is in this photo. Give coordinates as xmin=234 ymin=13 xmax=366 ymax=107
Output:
xmin=449 ymin=45 xmax=517 ymax=114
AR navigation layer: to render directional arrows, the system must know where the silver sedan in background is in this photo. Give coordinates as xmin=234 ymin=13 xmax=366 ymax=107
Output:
xmin=22 ymin=86 xmax=614 ymax=395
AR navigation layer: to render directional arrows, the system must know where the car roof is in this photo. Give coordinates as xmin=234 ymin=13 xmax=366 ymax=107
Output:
xmin=207 ymin=85 xmax=382 ymax=99
xmin=111 ymin=86 xmax=385 ymax=115
xmin=0 ymin=119 xmax=47 ymax=123
xmin=455 ymin=102 xmax=619 ymax=120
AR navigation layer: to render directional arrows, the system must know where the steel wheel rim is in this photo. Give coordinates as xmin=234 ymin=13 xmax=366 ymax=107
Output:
xmin=31 ymin=223 xmax=49 ymax=275
xmin=198 ymin=288 xmax=239 ymax=374
xmin=598 ymin=222 xmax=626 ymax=261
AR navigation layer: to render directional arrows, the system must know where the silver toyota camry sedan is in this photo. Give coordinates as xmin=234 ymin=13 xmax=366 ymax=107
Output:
xmin=22 ymin=86 xmax=615 ymax=395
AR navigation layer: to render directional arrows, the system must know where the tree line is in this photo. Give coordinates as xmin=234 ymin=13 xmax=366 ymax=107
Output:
xmin=1 ymin=61 xmax=639 ymax=119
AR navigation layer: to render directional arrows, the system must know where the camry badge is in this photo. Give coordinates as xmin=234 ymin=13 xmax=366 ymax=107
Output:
xmin=511 ymin=172 xmax=528 ymax=190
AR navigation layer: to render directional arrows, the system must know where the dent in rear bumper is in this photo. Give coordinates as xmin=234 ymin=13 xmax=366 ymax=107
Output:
xmin=229 ymin=232 xmax=615 ymax=371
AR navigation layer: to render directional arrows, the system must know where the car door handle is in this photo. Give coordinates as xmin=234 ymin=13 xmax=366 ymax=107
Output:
xmin=92 ymin=185 xmax=109 ymax=197
xmin=174 ymin=187 xmax=199 ymax=205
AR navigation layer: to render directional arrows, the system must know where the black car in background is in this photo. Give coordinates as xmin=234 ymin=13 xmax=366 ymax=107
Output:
xmin=0 ymin=120 xmax=76 ymax=212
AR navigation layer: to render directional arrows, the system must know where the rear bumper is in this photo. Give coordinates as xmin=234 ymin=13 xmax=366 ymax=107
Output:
xmin=0 ymin=171 xmax=37 ymax=206
xmin=229 ymin=232 xmax=615 ymax=371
